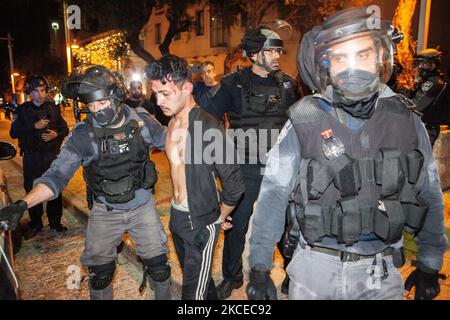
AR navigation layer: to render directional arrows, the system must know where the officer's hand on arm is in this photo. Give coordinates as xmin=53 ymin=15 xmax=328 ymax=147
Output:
xmin=34 ymin=118 xmax=49 ymax=130
xmin=41 ymin=130 xmax=58 ymax=142
xmin=404 ymin=261 xmax=446 ymax=300
xmin=246 ymin=264 xmax=278 ymax=300
xmin=0 ymin=200 xmax=28 ymax=231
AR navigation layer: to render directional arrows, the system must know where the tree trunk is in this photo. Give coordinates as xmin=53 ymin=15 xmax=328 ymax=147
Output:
xmin=125 ymin=0 xmax=156 ymax=65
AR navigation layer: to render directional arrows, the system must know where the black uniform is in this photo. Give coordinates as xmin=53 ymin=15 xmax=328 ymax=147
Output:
xmin=205 ymin=67 xmax=299 ymax=287
xmin=10 ymin=101 xmax=69 ymax=230
xmin=411 ymin=71 xmax=449 ymax=146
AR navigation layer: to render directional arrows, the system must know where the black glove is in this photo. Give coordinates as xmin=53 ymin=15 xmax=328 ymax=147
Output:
xmin=404 ymin=261 xmax=446 ymax=300
xmin=0 ymin=200 xmax=28 ymax=231
xmin=246 ymin=264 xmax=278 ymax=300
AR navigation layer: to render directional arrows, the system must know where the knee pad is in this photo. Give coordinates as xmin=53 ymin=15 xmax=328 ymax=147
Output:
xmin=89 ymin=261 xmax=116 ymax=291
xmin=143 ymin=254 xmax=171 ymax=282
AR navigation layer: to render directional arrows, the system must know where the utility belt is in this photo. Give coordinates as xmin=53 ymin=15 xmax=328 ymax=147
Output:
xmin=309 ymin=245 xmax=394 ymax=263
xmin=297 ymin=148 xmax=428 ymax=246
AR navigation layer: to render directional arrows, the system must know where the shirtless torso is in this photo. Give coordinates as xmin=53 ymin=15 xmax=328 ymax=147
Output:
xmin=165 ymin=111 xmax=190 ymax=205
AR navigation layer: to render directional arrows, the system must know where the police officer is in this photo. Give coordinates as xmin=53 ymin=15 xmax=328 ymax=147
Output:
xmin=0 ymin=65 xmax=171 ymax=300
xmin=410 ymin=49 xmax=449 ymax=147
xmin=205 ymin=20 xmax=299 ymax=299
xmin=10 ymin=75 xmax=69 ymax=238
xmin=247 ymin=7 xmax=448 ymax=300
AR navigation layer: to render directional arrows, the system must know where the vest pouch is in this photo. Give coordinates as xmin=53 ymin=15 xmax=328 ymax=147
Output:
xmin=402 ymin=202 xmax=427 ymax=233
xmin=141 ymin=160 xmax=158 ymax=189
xmin=334 ymin=198 xmax=361 ymax=246
xmin=102 ymin=176 xmax=135 ymax=204
xmin=302 ymin=203 xmax=326 ymax=244
xmin=309 ymin=154 xmax=353 ymax=199
xmin=373 ymin=199 xmax=405 ymax=243
xmin=127 ymin=128 xmax=147 ymax=162
xmin=334 ymin=159 xmax=361 ymax=198
xmin=306 ymin=159 xmax=321 ymax=200
xmin=248 ymin=94 xmax=271 ymax=113
xmin=375 ymin=148 xmax=405 ymax=198
xmin=405 ymin=150 xmax=424 ymax=184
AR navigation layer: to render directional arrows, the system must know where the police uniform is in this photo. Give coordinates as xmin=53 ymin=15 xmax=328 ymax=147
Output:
xmin=411 ymin=72 xmax=449 ymax=147
xmin=206 ymin=66 xmax=299 ymax=288
xmin=249 ymin=85 xmax=448 ymax=299
xmin=10 ymin=100 xmax=69 ymax=231
xmin=247 ymin=8 xmax=448 ymax=301
xmin=33 ymin=105 xmax=171 ymax=300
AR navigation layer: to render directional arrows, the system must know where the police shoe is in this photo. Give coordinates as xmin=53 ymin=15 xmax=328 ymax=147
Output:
xmin=217 ymin=280 xmax=244 ymax=300
xmin=281 ymin=275 xmax=290 ymax=295
xmin=50 ymin=224 xmax=68 ymax=232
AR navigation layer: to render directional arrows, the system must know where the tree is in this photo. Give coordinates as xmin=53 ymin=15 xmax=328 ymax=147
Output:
xmin=71 ymin=0 xmax=201 ymax=64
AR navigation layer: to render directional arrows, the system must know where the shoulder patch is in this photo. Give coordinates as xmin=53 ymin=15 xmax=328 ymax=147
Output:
xmin=421 ymin=81 xmax=433 ymax=92
xmin=283 ymin=81 xmax=293 ymax=89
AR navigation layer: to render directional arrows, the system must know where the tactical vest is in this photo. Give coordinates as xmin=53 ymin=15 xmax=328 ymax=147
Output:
xmin=85 ymin=113 xmax=157 ymax=204
xmin=288 ymin=96 xmax=428 ymax=246
xmin=228 ymin=67 xmax=296 ymax=163
xmin=414 ymin=74 xmax=449 ymax=125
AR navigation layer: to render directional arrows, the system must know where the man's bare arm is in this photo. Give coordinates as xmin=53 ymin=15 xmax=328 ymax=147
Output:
xmin=23 ymin=183 xmax=55 ymax=209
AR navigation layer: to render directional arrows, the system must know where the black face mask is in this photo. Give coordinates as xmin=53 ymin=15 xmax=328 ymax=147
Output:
xmin=332 ymin=69 xmax=380 ymax=100
xmin=418 ymin=68 xmax=436 ymax=80
xmin=333 ymin=90 xmax=379 ymax=119
xmin=93 ymin=107 xmax=116 ymax=126
xmin=92 ymin=100 xmax=123 ymax=126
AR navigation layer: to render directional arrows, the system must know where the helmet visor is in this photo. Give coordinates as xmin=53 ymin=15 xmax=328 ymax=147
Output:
xmin=315 ymin=31 xmax=393 ymax=98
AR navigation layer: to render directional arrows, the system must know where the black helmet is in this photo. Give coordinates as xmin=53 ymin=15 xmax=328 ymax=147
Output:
xmin=61 ymin=65 xmax=127 ymax=104
xmin=298 ymin=7 xmax=400 ymax=99
xmin=24 ymin=75 xmax=49 ymax=95
xmin=62 ymin=65 xmax=128 ymax=126
xmin=413 ymin=48 xmax=442 ymax=67
xmin=241 ymin=19 xmax=292 ymax=56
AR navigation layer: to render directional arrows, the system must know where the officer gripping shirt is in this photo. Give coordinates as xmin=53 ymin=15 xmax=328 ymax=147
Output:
xmin=1 ymin=66 xmax=172 ymax=300
xmin=205 ymin=20 xmax=299 ymax=299
xmin=247 ymin=8 xmax=448 ymax=300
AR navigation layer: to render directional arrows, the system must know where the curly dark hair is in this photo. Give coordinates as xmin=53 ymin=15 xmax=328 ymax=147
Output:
xmin=145 ymin=55 xmax=192 ymax=85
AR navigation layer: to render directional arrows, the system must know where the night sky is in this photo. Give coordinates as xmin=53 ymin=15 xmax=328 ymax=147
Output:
xmin=0 ymin=0 xmax=60 ymax=93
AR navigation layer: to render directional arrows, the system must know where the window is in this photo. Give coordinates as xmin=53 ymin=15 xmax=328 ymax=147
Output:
xmin=196 ymin=10 xmax=205 ymax=36
xmin=155 ymin=23 xmax=161 ymax=45
xmin=210 ymin=6 xmax=226 ymax=47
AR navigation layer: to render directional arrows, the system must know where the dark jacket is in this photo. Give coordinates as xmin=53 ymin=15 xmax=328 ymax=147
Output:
xmin=10 ymin=101 xmax=69 ymax=155
xmin=185 ymin=107 xmax=245 ymax=228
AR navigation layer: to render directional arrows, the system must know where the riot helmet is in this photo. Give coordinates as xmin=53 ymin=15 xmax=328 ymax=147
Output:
xmin=62 ymin=65 xmax=128 ymax=126
xmin=298 ymin=7 xmax=400 ymax=101
xmin=241 ymin=19 xmax=292 ymax=72
xmin=24 ymin=75 xmax=50 ymax=95
xmin=413 ymin=48 xmax=442 ymax=79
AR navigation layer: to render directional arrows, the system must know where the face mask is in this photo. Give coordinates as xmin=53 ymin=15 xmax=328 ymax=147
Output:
xmin=418 ymin=68 xmax=435 ymax=79
xmin=332 ymin=69 xmax=380 ymax=101
xmin=93 ymin=107 xmax=117 ymax=126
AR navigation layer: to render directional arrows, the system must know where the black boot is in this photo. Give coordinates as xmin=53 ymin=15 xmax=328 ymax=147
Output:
xmin=217 ymin=280 xmax=243 ymax=300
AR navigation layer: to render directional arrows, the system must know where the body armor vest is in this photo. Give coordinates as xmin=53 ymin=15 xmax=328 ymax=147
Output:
xmin=288 ymin=95 xmax=428 ymax=246
xmin=85 ymin=113 xmax=157 ymax=204
xmin=228 ymin=67 xmax=296 ymax=163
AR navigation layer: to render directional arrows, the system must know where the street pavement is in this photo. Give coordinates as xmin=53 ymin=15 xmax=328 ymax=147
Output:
xmin=0 ymin=108 xmax=449 ymax=300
